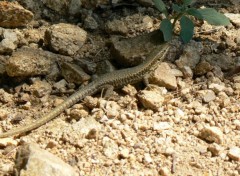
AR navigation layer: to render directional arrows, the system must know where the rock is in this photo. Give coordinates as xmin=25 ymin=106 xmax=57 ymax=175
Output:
xmin=41 ymin=0 xmax=69 ymax=15
xmin=6 ymin=47 xmax=52 ymax=77
xmin=14 ymin=143 xmax=78 ymax=176
xmin=22 ymin=101 xmax=32 ymax=110
xmin=233 ymin=119 xmax=240 ymax=130
xmin=181 ymin=66 xmax=193 ymax=78
xmin=68 ymin=0 xmax=82 ymax=16
xmin=29 ymin=80 xmax=52 ymax=98
xmin=6 ymin=47 xmax=72 ymax=77
xmin=233 ymin=75 xmax=240 ymax=83
xmin=23 ymin=28 xmax=45 ymax=44
xmin=228 ymin=147 xmax=240 ymax=161
xmin=234 ymin=83 xmax=240 ymax=90
xmin=0 ymin=1 xmax=33 ymax=28
xmin=218 ymin=92 xmax=231 ymax=107
xmin=110 ymin=31 xmax=165 ymax=67
xmin=44 ymin=23 xmax=87 ymax=56
xmin=83 ymin=14 xmax=99 ymax=30
xmin=104 ymin=101 xmax=121 ymax=118
xmin=0 ymin=29 xmax=23 ymax=54
xmin=70 ymin=104 xmax=89 ymax=120
xmin=59 ymin=62 xmax=91 ymax=85
xmin=71 ymin=116 xmax=101 ymax=136
xmin=0 ymin=109 xmax=9 ymax=120
xmin=84 ymin=96 xmax=98 ymax=109
xmin=225 ymin=13 xmax=240 ymax=27
xmin=203 ymin=53 xmax=235 ymax=71
xmin=122 ymin=84 xmax=138 ymax=96
xmin=119 ymin=148 xmax=130 ymax=159
xmin=199 ymin=90 xmax=216 ymax=103
xmin=81 ymin=0 xmax=109 ymax=9
xmin=105 ymin=19 xmax=128 ymax=35
xmin=153 ymin=122 xmax=171 ymax=131
xmin=208 ymin=83 xmax=225 ymax=94
xmin=176 ymin=45 xmax=201 ymax=69
xmin=53 ymin=79 xmax=68 ymax=91
xmin=199 ymin=126 xmax=224 ymax=144
xmin=207 ymin=143 xmax=223 ymax=156
xmin=194 ymin=60 xmax=213 ymax=76
xmin=144 ymin=153 xmax=153 ymax=163
xmin=0 ymin=89 xmax=13 ymax=103
xmin=171 ymin=68 xmax=183 ymax=77
xmin=0 ymin=138 xmax=18 ymax=147
xmin=142 ymin=16 xmax=154 ymax=29
xmin=102 ymin=137 xmax=119 ymax=159
xmin=175 ymin=108 xmax=185 ymax=118
xmin=163 ymin=147 xmax=175 ymax=156
xmin=149 ymin=62 xmax=177 ymax=90
xmin=159 ymin=167 xmax=171 ymax=176
xmin=212 ymin=66 xmax=224 ymax=80
xmin=138 ymin=89 xmax=165 ymax=111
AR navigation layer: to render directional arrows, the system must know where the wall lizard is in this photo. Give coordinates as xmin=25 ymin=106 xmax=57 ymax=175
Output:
xmin=0 ymin=43 xmax=170 ymax=138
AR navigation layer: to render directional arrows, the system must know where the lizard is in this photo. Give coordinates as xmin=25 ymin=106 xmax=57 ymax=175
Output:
xmin=0 ymin=42 xmax=170 ymax=138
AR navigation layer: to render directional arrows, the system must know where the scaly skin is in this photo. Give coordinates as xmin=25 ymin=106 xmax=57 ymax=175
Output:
xmin=0 ymin=43 xmax=170 ymax=138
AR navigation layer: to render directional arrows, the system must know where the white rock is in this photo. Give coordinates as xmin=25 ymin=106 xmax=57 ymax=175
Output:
xmin=0 ymin=138 xmax=18 ymax=147
xmin=208 ymin=83 xmax=225 ymax=93
xmin=102 ymin=137 xmax=119 ymax=159
xmin=15 ymin=143 xmax=78 ymax=176
xmin=175 ymin=108 xmax=185 ymax=118
xmin=144 ymin=153 xmax=152 ymax=163
xmin=138 ymin=90 xmax=164 ymax=111
xmin=233 ymin=119 xmax=240 ymax=130
xmin=225 ymin=13 xmax=240 ymax=26
xmin=119 ymin=148 xmax=130 ymax=159
xmin=153 ymin=122 xmax=171 ymax=131
xmin=228 ymin=147 xmax=240 ymax=161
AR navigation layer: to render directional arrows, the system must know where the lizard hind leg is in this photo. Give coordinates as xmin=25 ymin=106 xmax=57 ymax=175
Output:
xmin=99 ymin=84 xmax=114 ymax=99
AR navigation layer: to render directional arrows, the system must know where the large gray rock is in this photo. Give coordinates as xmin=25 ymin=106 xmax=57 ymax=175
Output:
xmin=68 ymin=0 xmax=82 ymax=16
xmin=203 ymin=53 xmax=235 ymax=71
xmin=175 ymin=45 xmax=201 ymax=69
xmin=110 ymin=31 xmax=165 ymax=67
xmin=41 ymin=0 xmax=69 ymax=15
xmin=15 ymin=143 xmax=78 ymax=176
xmin=44 ymin=23 xmax=87 ymax=56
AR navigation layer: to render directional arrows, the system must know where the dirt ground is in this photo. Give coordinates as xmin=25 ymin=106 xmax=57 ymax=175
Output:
xmin=0 ymin=0 xmax=239 ymax=176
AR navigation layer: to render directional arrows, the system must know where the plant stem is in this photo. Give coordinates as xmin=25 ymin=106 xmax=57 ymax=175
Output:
xmin=172 ymin=12 xmax=184 ymax=29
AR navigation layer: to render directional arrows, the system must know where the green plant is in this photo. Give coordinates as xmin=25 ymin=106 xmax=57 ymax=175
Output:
xmin=153 ymin=0 xmax=230 ymax=43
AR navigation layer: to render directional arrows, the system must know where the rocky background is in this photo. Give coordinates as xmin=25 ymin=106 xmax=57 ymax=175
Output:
xmin=0 ymin=0 xmax=239 ymax=175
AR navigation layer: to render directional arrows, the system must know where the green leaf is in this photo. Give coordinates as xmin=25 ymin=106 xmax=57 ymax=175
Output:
xmin=160 ymin=19 xmax=173 ymax=41
xmin=153 ymin=0 xmax=168 ymax=16
xmin=180 ymin=16 xmax=194 ymax=43
xmin=187 ymin=8 xmax=203 ymax=19
xmin=198 ymin=8 xmax=230 ymax=26
xmin=172 ymin=4 xmax=181 ymax=12
xmin=183 ymin=0 xmax=193 ymax=6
